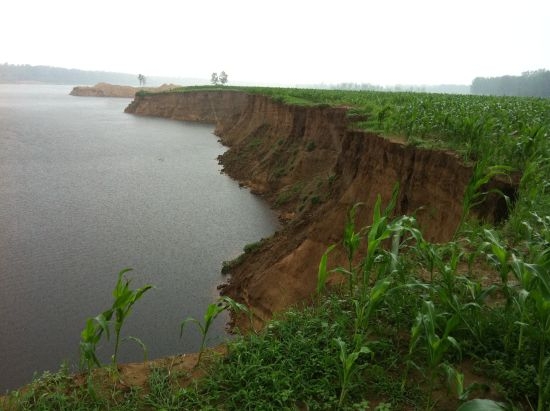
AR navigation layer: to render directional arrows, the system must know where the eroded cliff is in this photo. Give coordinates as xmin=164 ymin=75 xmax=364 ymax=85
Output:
xmin=125 ymin=90 xmax=516 ymax=328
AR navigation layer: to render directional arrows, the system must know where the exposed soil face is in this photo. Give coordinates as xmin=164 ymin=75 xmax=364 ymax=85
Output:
xmin=124 ymin=89 xmax=250 ymax=120
xmin=125 ymin=91 xmax=518 ymax=329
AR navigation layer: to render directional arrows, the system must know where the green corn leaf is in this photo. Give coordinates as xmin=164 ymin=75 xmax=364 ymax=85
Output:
xmin=332 ymin=267 xmax=353 ymax=277
xmin=81 ymin=319 xmax=97 ymax=343
xmin=204 ymin=302 xmax=224 ymax=325
xmin=134 ymin=285 xmax=153 ymax=301
xmin=94 ymin=311 xmax=112 ymax=340
xmin=220 ymin=296 xmax=249 ymax=315
xmin=383 ymin=182 xmax=400 ymax=216
xmin=456 ymin=399 xmax=508 ymax=411
xmin=123 ymin=336 xmax=148 ymax=361
xmin=180 ymin=317 xmax=201 ymax=338
xmin=372 ymin=195 xmax=382 ymax=224
xmin=317 ymin=244 xmax=336 ymax=294
xmin=446 ymin=336 xmax=461 ymax=356
xmin=344 ymin=203 xmax=363 ymax=251
xmin=369 ymin=280 xmax=391 ymax=304
xmin=359 ymin=345 xmax=373 ymax=357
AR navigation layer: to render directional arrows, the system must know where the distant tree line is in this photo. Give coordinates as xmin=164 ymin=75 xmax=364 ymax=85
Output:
xmin=329 ymin=82 xmax=385 ymax=91
xmin=0 ymin=63 xmax=196 ymax=86
xmin=318 ymin=82 xmax=470 ymax=94
xmin=471 ymin=69 xmax=550 ymax=98
xmin=0 ymin=63 xmax=141 ymax=85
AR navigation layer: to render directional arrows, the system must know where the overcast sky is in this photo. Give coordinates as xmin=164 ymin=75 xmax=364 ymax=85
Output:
xmin=2 ymin=0 xmax=549 ymax=86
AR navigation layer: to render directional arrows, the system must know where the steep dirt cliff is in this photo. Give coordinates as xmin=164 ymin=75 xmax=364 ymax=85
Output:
xmin=125 ymin=90 xmax=250 ymax=122
xmin=125 ymin=91 xmax=517 ymax=328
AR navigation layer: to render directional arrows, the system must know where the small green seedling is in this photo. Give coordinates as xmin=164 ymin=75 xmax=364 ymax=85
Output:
xmin=334 ymin=337 xmax=372 ymax=409
xmin=79 ymin=268 xmax=152 ymax=370
xmin=181 ymin=296 xmax=250 ymax=365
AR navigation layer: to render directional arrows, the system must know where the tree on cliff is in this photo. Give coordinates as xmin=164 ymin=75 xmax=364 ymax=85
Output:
xmin=219 ymin=71 xmax=228 ymax=85
xmin=211 ymin=72 xmax=219 ymax=85
xmin=138 ymin=74 xmax=146 ymax=86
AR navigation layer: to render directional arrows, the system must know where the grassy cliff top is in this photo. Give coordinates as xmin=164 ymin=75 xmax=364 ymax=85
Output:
xmin=139 ymin=85 xmax=550 ymax=164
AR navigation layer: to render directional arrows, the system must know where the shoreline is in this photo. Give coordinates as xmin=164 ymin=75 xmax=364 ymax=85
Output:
xmin=69 ymin=82 xmax=180 ymax=98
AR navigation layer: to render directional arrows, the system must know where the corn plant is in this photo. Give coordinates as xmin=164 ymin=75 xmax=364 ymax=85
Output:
xmin=79 ymin=268 xmax=152 ymax=370
xmin=352 ymin=279 xmax=391 ymax=348
xmin=522 ymin=219 xmax=550 ymax=411
xmin=181 ymin=296 xmax=249 ymax=365
xmin=333 ymin=337 xmax=372 ymax=409
xmin=482 ymin=229 xmax=539 ymax=353
xmin=325 ymin=191 xmax=421 ymax=406
xmin=361 ymin=185 xmax=399 ymax=288
xmin=531 ymin=281 xmax=550 ymax=411
xmin=429 ymin=243 xmax=491 ymax=347
xmin=508 ymin=255 xmax=537 ymax=360
xmin=353 ymin=188 xmax=401 ymax=339
xmin=456 ymin=162 xmax=511 ymax=238
xmin=506 ymin=159 xmax=550 ymax=239
xmin=331 ymin=200 xmax=387 ymax=297
xmin=508 ymin=216 xmax=550 ymax=410
xmin=525 ymin=253 xmax=550 ymax=411
xmin=341 ymin=203 xmax=363 ymax=293
xmin=110 ymin=269 xmax=152 ymax=366
xmin=405 ymin=300 xmax=462 ymax=409
xmin=482 ymin=229 xmax=514 ymax=301
xmin=80 ymin=312 xmax=111 ymax=370
xmin=461 ymin=277 xmax=497 ymax=344
xmin=348 ymin=189 xmax=427 ymax=347
xmin=479 ymin=221 xmax=550 ymax=409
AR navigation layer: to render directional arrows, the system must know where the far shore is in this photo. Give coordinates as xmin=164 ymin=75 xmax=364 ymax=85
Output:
xmin=70 ymin=82 xmax=180 ymax=98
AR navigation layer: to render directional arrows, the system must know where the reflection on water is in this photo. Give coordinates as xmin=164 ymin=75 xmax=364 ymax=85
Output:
xmin=0 ymin=85 xmax=278 ymax=392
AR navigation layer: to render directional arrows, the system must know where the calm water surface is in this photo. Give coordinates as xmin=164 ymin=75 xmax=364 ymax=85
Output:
xmin=0 ymin=85 xmax=278 ymax=392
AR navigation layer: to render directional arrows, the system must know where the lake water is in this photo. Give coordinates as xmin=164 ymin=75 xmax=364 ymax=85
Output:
xmin=0 ymin=85 xmax=278 ymax=392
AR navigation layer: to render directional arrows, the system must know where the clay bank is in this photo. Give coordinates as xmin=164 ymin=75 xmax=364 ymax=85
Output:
xmin=125 ymin=90 xmax=517 ymax=329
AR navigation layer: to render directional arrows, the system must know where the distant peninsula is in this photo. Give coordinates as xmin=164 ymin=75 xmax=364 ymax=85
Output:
xmin=70 ymin=82 xmax=180 ymax=98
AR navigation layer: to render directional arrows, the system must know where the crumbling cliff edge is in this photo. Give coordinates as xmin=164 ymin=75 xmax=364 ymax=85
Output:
xmin=125 ymin=90 xmax=516 ymax=329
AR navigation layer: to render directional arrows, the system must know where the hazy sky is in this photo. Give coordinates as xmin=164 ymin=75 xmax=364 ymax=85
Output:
xmin=2 ymin=0 xmax=549 ymax=86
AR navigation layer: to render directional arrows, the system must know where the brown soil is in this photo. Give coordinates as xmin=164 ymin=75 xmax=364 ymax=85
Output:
xmin=0 ymin=347 xmax=226 ymax=409
xmin=125 ymin=90 xmax=518 ymax=331
xmin=69 ymin=82 xmax=180 ymax=98
xmin=99 ymin=346 xmax=225 ymax=389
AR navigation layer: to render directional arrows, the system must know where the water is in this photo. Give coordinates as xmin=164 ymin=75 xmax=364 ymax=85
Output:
xmin=0 ymin=85 xmax=278 ymax=392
